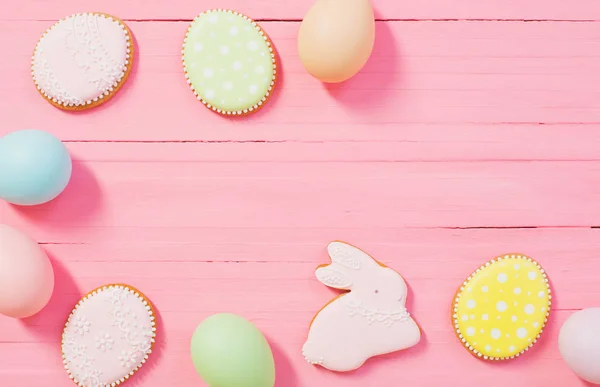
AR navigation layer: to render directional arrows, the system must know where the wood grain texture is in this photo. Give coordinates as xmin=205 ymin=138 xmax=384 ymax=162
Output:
xmin=2 ymin=21 xmax=600 ymax=143
xmin=1 ymin=0 xmax=600 ymax=386
xmin=4 ymin=0 xmax=600 ymax=21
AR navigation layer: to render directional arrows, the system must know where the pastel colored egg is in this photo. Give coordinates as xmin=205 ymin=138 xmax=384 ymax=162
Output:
xmin=182 ymin=9 xmax=277 ymax=115
xmin=452 ymin=254 xmax=551 ymax=360
xmin=0 ymin=224 xmax=54 ymax=318
xmin=191 ymin=313 xmax=275 ymax=387
xmin=0 ymin=129 xmax=72 ymax=205
xmin=559 ymin=308 xmax=600 ymax=384
xmin=298 ymin=0 xmax=375 ymax=83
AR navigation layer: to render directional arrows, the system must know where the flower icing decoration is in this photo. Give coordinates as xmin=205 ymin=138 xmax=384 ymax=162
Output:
xmin=302 ymin=241 xmax=421 ymax=372
xmin=74 ymin=316 xmax=91 ymax=336
xmin=32 ymin=13 xmax=133 ymax=110
xmin=62 ymin=284 xmax=157 ymax=387
xmin=95 ymin=333 xmax=114 ymax=352
xmin=453 ymin=254 xmax=552 ymax=360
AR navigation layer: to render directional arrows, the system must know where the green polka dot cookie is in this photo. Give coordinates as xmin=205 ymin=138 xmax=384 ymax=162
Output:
xmin=182 ymin=9 xmax=277 ymax=115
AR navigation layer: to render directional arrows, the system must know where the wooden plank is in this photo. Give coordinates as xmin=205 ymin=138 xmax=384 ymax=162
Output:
xmin=0 ymin=234 xmax=594 ymax=386
xmin=4 ymin=0 xmax=600 ymax=21
xmin=1 ymin=21 xmax=600 ymax=143
xmin=2 ymin=152 xmax=600 ymax=234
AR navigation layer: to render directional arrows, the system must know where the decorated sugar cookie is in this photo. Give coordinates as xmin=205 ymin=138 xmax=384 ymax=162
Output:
xmin=452 ymin=254 xmax=551 ymax=360
xmin=302 ymin=241 xmax=421 ymax=372
xmin=182 ymin=9 xmax=277 ymax=115
xmin=32 ymin=13 xmax=133 ymax=110
xmin=62 ymin=284 xmax=157 ymax=387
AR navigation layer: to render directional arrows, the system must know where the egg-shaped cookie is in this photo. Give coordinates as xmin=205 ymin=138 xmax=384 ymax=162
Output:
xmin=182 ymin=9 xmax=277 ymax=115
xmin=452 ymin=254 xmax=551 ymax=360
xmin=32 ymin=13 xmax=133 ymax=110
xmin=62 ymin=284 xmax=157 ymax=387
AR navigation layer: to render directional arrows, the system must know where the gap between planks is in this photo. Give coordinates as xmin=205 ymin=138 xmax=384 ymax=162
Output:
xmin=15 ymin=18 xmax=600 ymax=22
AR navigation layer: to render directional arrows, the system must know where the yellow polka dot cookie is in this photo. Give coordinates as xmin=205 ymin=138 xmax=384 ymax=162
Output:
xmin=452 ymin=254 xmax=551 ymax=360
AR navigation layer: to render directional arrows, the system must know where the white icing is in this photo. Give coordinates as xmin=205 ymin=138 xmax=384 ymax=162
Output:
xmin=303 ymin=242 xmax=421 ymax=372
xmin=32 ymin=13 xmax=131 ymax=107
xmin=62 ymin=285 xmax=156 ymax=387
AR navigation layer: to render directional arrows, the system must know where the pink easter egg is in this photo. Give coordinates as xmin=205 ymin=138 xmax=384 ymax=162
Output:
xmin=0 ymin=225 xmax=54 ymax=318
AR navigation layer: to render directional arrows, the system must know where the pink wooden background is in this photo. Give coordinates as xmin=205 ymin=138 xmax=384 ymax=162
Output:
xmin=2 ymin=0 xmax=600 ymax=386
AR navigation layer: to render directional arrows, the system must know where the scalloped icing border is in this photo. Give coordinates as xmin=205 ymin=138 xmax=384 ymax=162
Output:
xmin=451 ymin=254 xmax=552 ymax=361
xmin=31 ymin=13 xmax=134 ymax=111
xmin=61 ymin=284 xmax=157 ymax=387
xmin=181 ymin=9 xmax=278 ymax=116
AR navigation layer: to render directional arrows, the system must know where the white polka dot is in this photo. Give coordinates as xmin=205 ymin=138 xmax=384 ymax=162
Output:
xmin=229 ymin=26 xmax=239 ymax=35
xmin=491 ymin=329 xmax=501 ymax=339
xmin=533 ymin=322 xmax=539 ymax=328
xmin=496 ymin=349 xmax=500 ymax=353
xmin=220 ymin=46 xmax=230 ymax=55
xmin=485 ymin=345 xmax=492 ymax=352
xmin=512 ymin=316 xmax=517 ymax=322
xmin=514 ymin=264 xmax=520 ymax=270
xmin=482 ymin=314 xmax=488 ymax=321
xmin=193 ymin=43 xmax=203 ymax=52
xmin=249 ymin=85 xmax=258 ymax=94
xmin=528 ymin=271 xmax=537 ymax=280
xmin=255 ymin=65 xmax=265 ymax=74
xmin=203 ymin=68 xmax=214 ymax=78
xmin=466 ymin=300 xmax=476 ymax=309
xmin=466 ymin=327 xmax=475 ymax=336
xmin=223 ymin=81 xmax=233 ymax=91
xmin=243 ymin=73 xmax=248 ymax=79
xmin=524 ymin=304 xmax=535 ymax=315
xmin=509 ymin=345 xmax=516 ymax=352
xmin=204 ymin=89 xmax=215 ymax=99
xmin=496 ymin=301 xmax=508 ymax=312
xmin=541 ymin=307 xmax=546 ymax=312
xmin=538 ymin=291 xmax=545 ymax=298
xmin=497 ymin=273 xmax=508 ymax=283
xmin=517 ymin=328 xmax=527 ymax=338
xmin=209 ymin=14 xmax=218 ymax=23
xmin=482 ymin=286 xmax=488 ymax=293
xmin=233 ymin=61 xmax=243 ymax=71
xmin=480 ymin=329 xmax=485 ymax=333
xmin=461 ymin=315 xmax=469 ymax=321
xmin=247 ymin=41 xmax=259 ymax=51
xmin=514 ymin=287 xmax=521 ymax=295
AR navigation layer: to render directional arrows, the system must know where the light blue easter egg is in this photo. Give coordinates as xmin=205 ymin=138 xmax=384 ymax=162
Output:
xmin=0 ymin=130 xmax=72 ymax=205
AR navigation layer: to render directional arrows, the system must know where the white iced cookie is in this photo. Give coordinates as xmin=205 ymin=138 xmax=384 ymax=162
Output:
xmin=62 ymin=284 xmax=157 ymax=387
xmin=303 ymin=241 xmax=421 ymax=372
xmin=32 ymin=13 xmax=133 ymax=110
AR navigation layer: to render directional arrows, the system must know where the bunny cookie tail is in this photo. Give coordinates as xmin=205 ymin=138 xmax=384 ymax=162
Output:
xmin=302 ymin=341 xmax=325 ymax=366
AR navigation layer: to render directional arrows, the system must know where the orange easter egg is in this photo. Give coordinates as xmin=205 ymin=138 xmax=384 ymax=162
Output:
xmin=298 ymin=0 xmax=375 ymax=83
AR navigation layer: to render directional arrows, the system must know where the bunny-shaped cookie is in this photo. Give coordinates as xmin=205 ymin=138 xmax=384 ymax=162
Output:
xmin=302 ymin=241 xmax=421 ymax=372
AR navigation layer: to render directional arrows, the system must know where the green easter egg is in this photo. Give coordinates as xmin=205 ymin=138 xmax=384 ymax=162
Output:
xmin=191 ymin=313 xmax=275 ymax=387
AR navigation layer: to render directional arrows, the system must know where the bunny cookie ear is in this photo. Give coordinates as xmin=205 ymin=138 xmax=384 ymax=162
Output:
xmin=327 ymin=241 xmax=379 ymax=271
xmin=316 ymin=265 xmax=353 ymax=290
